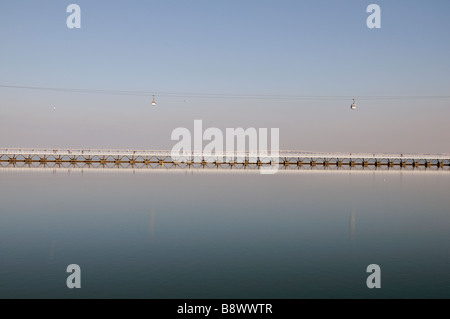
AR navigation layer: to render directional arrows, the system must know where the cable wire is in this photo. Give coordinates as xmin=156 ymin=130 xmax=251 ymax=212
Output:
xmin=1 ymin=84 xmax=449 ymax=101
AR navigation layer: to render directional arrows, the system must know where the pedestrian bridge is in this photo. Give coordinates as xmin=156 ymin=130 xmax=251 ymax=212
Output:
xmin=1 ymin=148 xmax=449 ymax=169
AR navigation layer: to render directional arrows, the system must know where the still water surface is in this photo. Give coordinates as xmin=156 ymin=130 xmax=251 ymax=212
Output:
xmin=0 ymin=168 xmax=449 ymax=298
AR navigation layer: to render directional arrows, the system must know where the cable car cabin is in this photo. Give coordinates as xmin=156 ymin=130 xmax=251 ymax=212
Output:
xmin=152 ymin=94 xmax=157 ymax=106
xmin=350 ymin=99 xmax=356 ymax=110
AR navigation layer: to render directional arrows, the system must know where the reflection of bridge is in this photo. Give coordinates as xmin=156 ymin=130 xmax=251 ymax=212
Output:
xmin=1 ymin=148 xmax=449 ymax=169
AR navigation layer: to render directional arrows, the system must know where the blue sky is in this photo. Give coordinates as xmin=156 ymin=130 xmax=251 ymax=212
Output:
xmin=0 ymin=0 xmax=449 ymax=152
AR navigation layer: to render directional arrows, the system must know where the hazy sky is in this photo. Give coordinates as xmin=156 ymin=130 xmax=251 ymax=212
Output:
xmin=0 ymin=0 xmax=449 ymax=153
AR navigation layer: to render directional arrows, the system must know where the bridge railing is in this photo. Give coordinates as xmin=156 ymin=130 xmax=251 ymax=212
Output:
xmin=0 ymin=148 xmax=449 ymax=160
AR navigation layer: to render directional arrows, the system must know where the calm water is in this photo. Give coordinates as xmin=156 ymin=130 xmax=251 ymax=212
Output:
xmin=0 ymin=168 xmax=450 ymax=298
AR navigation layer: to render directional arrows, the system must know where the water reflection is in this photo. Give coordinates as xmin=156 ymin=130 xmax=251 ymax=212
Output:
xmin=150 ymin=208 xmax=155 ymax=244
xmin=1 ymin=169 xmax=450 ymax=298
xmin=350 ymin=207 xmax=355 ymax=242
